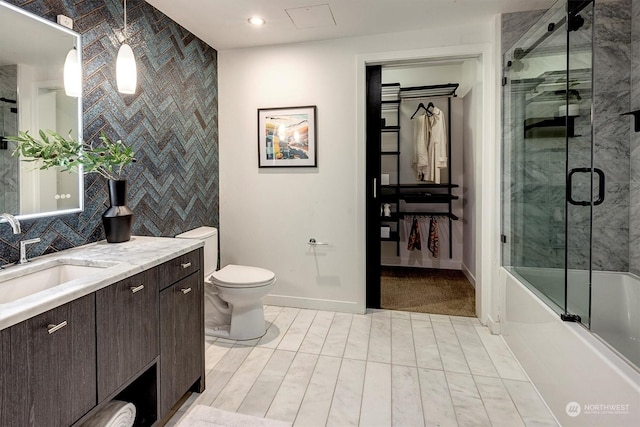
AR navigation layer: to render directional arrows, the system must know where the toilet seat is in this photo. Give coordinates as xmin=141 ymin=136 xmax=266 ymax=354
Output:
xmin=210 ymin=264 xmax=276 ymax=288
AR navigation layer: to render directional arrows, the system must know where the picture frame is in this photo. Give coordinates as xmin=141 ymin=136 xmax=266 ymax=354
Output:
xmin=258 ymin=105 xmax=317 ymax=168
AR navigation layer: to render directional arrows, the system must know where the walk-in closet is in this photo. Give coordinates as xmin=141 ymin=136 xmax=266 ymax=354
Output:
xmin=366 ymin=60 xmax=478 ymax=317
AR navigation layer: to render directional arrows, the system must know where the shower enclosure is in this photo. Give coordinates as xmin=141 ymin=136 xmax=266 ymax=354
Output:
xmin=502 ymin=0 xmax=640 ymax=371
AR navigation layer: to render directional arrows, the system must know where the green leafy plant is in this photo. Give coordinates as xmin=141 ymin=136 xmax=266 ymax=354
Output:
xmin=6 ymin=130 xmax=135 ymax=181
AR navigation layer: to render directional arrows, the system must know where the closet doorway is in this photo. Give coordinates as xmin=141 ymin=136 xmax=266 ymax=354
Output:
xmin=365 ymin=59 xmax=479 ymax=317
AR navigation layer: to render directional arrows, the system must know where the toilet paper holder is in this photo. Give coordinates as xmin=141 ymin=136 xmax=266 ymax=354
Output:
xmin=308 ymin=238 xmax=329 ymax=246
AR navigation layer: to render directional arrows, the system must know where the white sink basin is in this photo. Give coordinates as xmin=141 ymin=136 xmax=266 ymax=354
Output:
xmin=0 ymin=259 xmax=119 ymax=305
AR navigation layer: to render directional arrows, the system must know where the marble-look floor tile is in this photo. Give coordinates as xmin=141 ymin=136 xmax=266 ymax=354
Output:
xmin=321 ymin=312 xmax=353 ymax=357
xmin=266 ymin=352 xmax=318 ymax=423
xmin=204 ymin=341 xmax=233 ymax=374
xmin=197 ymin=345 xmax=253 ymax=406
xmin=343 ymin=314 xmax=371 ymax=360
xmin=433 ymin=322 xmax=471 ymax=374
xmin=391 ymin=365 xmax=424 ymax=426
xmin=278 ymin=309 xmax=317 ymax=352
xmin=475 ymin=326 xmax=528 ymax=381
xmin=368 ymin=314 xmax=391 ymax=363
xmin=326 ymin=358 xmax=366 ymax=427
xmin=258 ymin=307 xmax=301 ymax=349
xmin=412 ymin=319 xmax=443 ymax=370
xmin=237 ymin=350 xmax=296 ymax=418
xmin=168 ymin=307 xmax=547 ymax=427
xmin=294 ymin=355 xmax=341 ymax=427
xmin=475 ymin=375 xmax=526 ymax=427
xmin=391 ymin=317 xmax=417 ymax=367
xmin=430 ymin=313 xmax=452 ymax=323
xmin=410 ymin=312 xmax=431 ymax=322
xmin=504 ymin=379 xmax=559 ymax=426
xmin=360 ymin=361 xmax=392 ymax=427
xmin=453 ymin=323 xmax=499 ymax=377
xmin=418 ymin=368 xmax=457 ymax=427
xmin=212 ymin=347 xmax=274 ymax=411
xmin=391 ymin=310 xmax=411 ymax=319
xmin=299 ymin=310 xmax=334 ymax=354
xmin=446 ymin=372 xmax=491 ymax=427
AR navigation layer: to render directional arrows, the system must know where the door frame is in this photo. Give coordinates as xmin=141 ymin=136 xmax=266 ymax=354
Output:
xmin=355 ymin=43 xmax=500 ymax=328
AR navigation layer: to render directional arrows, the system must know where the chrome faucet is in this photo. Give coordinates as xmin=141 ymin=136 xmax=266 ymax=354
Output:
xmin=19 ymin=238 xmax=41 ymax=264
xmin=1 ymin=213 xmax=21 ymax=234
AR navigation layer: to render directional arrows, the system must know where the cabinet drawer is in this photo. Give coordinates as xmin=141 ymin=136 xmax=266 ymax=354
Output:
xmin=158 ymin=249 xmax=201 ymax=290
xmin=96 ymin=267 xmax=159 ymax=401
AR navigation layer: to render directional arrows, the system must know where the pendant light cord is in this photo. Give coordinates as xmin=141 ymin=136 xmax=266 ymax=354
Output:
xmin=123 ymin=0 xmax=127 ymax=36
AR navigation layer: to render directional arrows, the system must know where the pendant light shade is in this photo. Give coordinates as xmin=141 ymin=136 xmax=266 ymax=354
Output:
xmin=63 ymin=47 xmax=81 ymax=97
xmin=116 ymin=43 xmax=137 ymax=94
xmin=116 ymin=0 xmax=137 ymax=94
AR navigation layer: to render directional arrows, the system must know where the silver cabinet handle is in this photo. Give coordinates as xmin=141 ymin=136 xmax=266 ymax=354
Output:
xmin=181 ymin=262 xmax=192 ymax=269
xmin=180 ymin=287 xmax=192 ymax=295
xmin=47 ymin=321 xmax=67 ymax=334
xmin=130 ymin=284 xmax=145 ymax=294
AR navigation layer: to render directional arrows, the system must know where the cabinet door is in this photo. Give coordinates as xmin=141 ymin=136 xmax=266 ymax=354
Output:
xmin=1 ymin=294 xmax=96 ymax=427
xmin=159 ymin=272 xmax=203 ymax=416
xmin=96 ymin=267 xmax=159 ymax=401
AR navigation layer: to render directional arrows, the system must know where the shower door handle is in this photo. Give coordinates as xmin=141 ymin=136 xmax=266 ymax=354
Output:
xmin=593 ymin=168 xmax=605 ymax=206
xmin=567 ymin=167 xmax=605 ymax=206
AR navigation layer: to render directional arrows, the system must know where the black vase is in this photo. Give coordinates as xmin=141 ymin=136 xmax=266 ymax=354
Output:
xmin=102 ymin=179 xmax=133 ymax=243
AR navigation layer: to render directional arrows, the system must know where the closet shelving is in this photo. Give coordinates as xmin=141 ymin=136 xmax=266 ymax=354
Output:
xmin=379 ymin=82 xmax=459 ymax=258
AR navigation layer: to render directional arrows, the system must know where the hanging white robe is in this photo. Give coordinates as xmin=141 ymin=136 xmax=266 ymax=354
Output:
xmin=412 ymin=106 xmax=448 ymax=183
xmin=427 ymin=106 xmax=448 ymax=184
xmin=412 ymin=113 xmax=429 ymax=181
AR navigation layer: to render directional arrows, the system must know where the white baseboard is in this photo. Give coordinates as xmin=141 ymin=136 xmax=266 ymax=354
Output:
xmin=264 ymin=294 xmax=365 ymax=314
xmin=461 ymin=262 xmax=476 ymax=288
xmin=485 ymin=314 xmax=501 ymax=334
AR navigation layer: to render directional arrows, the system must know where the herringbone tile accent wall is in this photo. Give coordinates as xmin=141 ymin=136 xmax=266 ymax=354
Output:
xmin=0 ymin=0 xmax=218 ymax=263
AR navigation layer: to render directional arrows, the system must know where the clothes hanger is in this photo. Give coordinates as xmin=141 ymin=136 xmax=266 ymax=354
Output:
xmin=426 ymin=102 xmax=435 ymax=116
xmin=410 ymin=102 xmax=428 ymax=119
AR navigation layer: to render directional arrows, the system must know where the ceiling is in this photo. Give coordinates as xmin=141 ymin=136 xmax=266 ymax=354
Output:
xmin=145 ymin=0 xmax=555 ymax=51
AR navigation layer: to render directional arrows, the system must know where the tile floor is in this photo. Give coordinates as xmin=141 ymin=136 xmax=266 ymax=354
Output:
xmin=167 ymin=306 xmax=559 ymax=427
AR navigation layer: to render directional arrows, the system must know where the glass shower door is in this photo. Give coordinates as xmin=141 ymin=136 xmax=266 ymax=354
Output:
xmin=564 ymin=0 xmax=595 ymax=326
xmin=502 ymin=0 xmax=595 ymax=323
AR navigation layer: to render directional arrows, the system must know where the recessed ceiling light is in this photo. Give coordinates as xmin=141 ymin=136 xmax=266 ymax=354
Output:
xmin=248 ymin=16 xmax=266 ymax=26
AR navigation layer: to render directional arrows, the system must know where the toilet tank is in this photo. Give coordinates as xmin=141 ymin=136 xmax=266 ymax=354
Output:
xmin=175 ymin=226 xmax=218 ymax=277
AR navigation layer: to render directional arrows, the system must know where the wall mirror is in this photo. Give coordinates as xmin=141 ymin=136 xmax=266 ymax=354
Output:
xmin=0 ymin=1 xmax=83 ymax=220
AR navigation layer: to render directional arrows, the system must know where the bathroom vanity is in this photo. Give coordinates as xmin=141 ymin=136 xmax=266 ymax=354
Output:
xmin=0 ymin=237 xmax=205 ymax=426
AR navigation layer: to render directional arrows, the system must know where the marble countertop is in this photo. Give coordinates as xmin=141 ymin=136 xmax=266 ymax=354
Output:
xmin=0 ymin=236 xmax=203 ymax=331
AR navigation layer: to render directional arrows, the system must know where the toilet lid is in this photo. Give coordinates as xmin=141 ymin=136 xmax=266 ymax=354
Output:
xmin=210 ymin=264 xmax=276 ymax=288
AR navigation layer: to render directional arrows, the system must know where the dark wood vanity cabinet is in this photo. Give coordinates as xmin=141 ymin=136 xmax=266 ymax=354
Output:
xmin=96 ymin=268 xmax=160 ymax=401
xmin=0 ymin=294 xmax=96 ymax=427
xmin=159 ymin=271 xmax=204 ymax=416
xmin=0 ymin=248 xmax=204 ymax=426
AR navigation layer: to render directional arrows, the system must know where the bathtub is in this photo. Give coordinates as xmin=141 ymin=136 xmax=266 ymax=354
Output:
xmin=501 ymin=267 xmax=640 ymax=426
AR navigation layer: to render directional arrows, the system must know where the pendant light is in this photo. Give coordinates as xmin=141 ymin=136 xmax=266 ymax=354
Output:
xmin=63 ymin=46 xmax=81 ymax=97
xmin=116 ymin=0 xmax=137 ymax=94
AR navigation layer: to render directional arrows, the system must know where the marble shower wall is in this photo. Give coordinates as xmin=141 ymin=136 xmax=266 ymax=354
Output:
xmin=0 ymin=0 xmax=218 ymax=265
xmin=502 ymin=0 xmax=633 ymax=273
xmin=591 ymin=0 xmax=631 ymax=272
xmin=0 ymin=65 xmax=19 ymax=214
xmin=630 ymin=0 xmax=640 ymax=275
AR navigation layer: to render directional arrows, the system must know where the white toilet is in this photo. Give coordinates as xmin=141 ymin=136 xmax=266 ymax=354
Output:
xmin=175 ymin=226 xmax=276 ymax=340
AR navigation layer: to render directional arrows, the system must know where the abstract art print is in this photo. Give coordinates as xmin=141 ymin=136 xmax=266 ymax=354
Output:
xmin=258 ymin=106 xmax=317 ymax=167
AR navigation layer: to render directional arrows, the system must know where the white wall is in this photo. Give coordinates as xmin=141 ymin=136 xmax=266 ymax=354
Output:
xmin=219 ymin=20 xmax=497 ymax=314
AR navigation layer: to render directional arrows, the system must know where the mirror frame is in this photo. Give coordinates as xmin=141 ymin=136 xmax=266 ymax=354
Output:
xmin=1 ymin=1 xmax=84 ymax=221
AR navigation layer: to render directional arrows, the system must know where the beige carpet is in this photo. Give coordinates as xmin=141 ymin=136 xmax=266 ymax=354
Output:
xmin=381 ymin=267 xmax=476 ymax=317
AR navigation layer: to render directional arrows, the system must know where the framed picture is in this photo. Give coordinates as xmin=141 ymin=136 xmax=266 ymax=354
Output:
xmin=258 ymin=105 xmax=317 ymax=168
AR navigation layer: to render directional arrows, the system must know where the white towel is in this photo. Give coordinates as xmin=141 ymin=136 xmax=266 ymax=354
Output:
xmin=81 ymin=400 xmax=136 ymax=427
